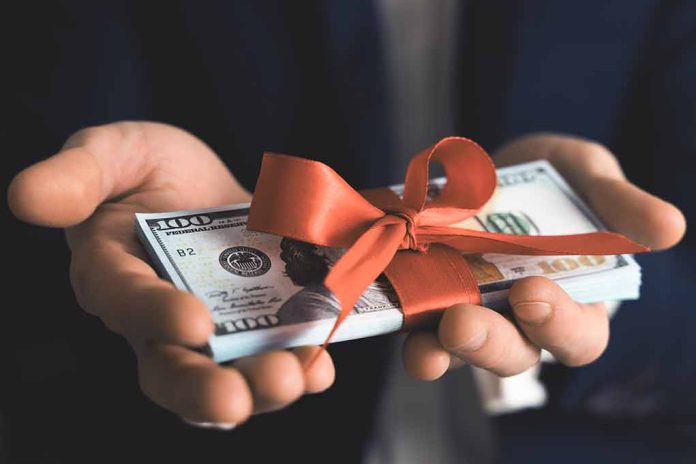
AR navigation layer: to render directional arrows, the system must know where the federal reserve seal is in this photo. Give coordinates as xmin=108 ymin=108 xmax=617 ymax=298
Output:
xmin=219 ymin=246 xmax=271 ymax=277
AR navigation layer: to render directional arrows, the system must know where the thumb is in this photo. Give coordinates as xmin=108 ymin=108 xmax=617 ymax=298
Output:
xmin=494 ymin=133 xmax=686 ymax=251
xmin=8 ymin=123 xmax=150 ymax=228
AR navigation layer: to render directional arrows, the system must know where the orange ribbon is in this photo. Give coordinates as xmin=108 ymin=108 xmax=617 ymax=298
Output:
xmin=247 ymin=137 xmax=649 ymax=352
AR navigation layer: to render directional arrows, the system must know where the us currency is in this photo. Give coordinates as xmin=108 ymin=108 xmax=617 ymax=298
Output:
xmin=135 ymin=160 xmax=641 ymax=362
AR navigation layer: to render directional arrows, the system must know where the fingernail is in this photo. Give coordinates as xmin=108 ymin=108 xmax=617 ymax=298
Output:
xmin=182 ymin=417 xmax=237 ymax=431
xmin=514 ymin=302 xmax=553 ymax=325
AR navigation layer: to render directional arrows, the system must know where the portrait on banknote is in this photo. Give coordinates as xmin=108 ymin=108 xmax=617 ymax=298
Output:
xmin=276 ymin=238 xmax=399 ymax=324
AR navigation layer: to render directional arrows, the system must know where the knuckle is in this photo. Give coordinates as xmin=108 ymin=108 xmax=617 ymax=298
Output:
xmin=208 ymin=369 xmax=254 ymax=423
xmin=66 ymin=122 xmax=148 ymax=160
xmin=509 ymin=275 xmax=553 ymax=298
xmin=475 ymin=340 xmax=510 ymax=373
xmin=575 ymin=140 xmax=621 ymax=175
xmin=500 ymin=350 xmax=542 ymax=377
xmin=582 ymin=141 xmax=616 ymax=172
xmin=439 ymin=307 xmax=487 ymax=354
xmin=491 ymin=344 xmax=541 ymax=378
xmin=583 ymin=140 xmax=614 ymax=161
xmin=550 ymin=330 xmax=608 ymax=367
xmin=546 ymin=136 xmax=623 ymax=180
xmin=66 ymin=125 xmax=119 ymax=149
xmin=538 ymin=323 xmax=576 ymax=350
xmin=265 ymin=354 xmax=304 ymax=401
xmin=113 ymin=121 xmax=148 ymax=156
xmin=239 ymin=352 xmax=303 ymax=406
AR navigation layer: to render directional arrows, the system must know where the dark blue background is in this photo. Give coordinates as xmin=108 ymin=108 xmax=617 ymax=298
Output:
xmin=2 ymin=1 xmax=694 ymax=462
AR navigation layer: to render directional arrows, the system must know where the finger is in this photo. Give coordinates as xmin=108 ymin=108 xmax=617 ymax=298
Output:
xmin=65 ymin=203 xmax=214 ymax=346
xmin=494 ymin=134 xmax=685 ymax=250
xmin=402 ymin=331 xmax=451 ymax=380
xmin=493 ymin=133 xmax=625 ymax=181
xmin=8 ymin=123 xmax=154 ymax=227
xmin=137 ymin=344 xmax=254 ymax=424
xmin=583 ymin=177 xmax=685 ymax=251
xmin=68 ymin=225 xmax=213 ymax=346
xmin=438 ymin=304 xmax=541 ymax=377
xmin=509 ymin=276 xmax=609 ymax=366
xmin=291 ymin=346 xmax=336 ymax=393
xmin=8 ymin=122 xmax=251 ymax=228
xmin=234 ymin=351 xmax=306 ymax=414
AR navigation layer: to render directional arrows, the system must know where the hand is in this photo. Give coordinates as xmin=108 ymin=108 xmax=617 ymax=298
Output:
xmin=402 ymin=133 xmax=686 ymax=380
xmin=8 ymin=122 xmax=335 ymax=426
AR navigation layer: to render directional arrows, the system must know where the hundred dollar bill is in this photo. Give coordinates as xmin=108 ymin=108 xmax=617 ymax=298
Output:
xmin=135 ymin=160 xmax=641 ymax=362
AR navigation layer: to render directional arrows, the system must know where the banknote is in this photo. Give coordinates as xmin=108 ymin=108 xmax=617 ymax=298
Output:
xmin=135 ymin=160 xmax=641 ymax=362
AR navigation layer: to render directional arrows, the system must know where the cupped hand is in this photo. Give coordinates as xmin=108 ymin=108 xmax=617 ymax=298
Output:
xmin=402 ymin=133 xmax=686 ymax=380
xmin=8 ymin=122 xmax=335 ymax=426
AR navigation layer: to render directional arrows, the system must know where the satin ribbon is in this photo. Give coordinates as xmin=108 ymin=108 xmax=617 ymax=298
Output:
xmin=247 ymin=137 xmax=648 ymax=352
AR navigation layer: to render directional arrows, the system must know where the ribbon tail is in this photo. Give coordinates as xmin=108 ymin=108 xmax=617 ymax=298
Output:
xmin=419 ymin=227 xmax=650 ymax=255
xmin=310 ymin=217 xmax=405 ymax=364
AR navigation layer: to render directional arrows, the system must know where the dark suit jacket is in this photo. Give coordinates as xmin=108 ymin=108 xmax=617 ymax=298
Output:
xmin=2 ymin=1 xmax=695 ymax=463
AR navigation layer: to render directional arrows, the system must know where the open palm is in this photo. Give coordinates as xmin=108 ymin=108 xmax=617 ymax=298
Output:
xmin=9 ymin=122 xmax=334 ymax=427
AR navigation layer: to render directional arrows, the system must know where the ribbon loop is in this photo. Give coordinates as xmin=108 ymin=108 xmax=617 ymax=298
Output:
xmin=402 ymin=137 xmax=497 ymax=212
xmin=248 ymin=153 xmax=384 ymax=248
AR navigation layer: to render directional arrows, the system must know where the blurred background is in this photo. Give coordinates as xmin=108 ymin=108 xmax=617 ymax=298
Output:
xmin=2 ymin=1 xmax=695 ymax=463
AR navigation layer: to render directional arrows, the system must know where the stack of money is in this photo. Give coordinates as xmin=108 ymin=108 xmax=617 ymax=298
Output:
xmin=135 ymin=160 xmax=641 ymax=362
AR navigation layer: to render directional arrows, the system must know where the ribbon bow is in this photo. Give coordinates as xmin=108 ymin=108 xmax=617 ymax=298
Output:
xmin=248 ymin=137 xmax=648 ymax=351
